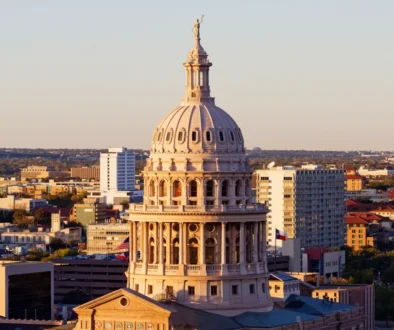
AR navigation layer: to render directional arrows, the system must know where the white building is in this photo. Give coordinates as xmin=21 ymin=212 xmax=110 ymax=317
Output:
xmin=254 ymin=165 xmax=345 ymax=249
xmin=100 ymin=147 xmax=135 ymax=192
xmin=358 ymin=166 xmax=394 ymax=177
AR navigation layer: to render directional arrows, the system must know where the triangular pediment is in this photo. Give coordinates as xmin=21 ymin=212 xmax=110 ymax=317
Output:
xmin=74 ymin=288 xmax=175 ymax=315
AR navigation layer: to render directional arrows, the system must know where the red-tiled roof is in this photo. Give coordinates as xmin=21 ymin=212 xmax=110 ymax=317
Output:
xmin=346 ymin=215 xmax=369 ymax=225
xmin=345 ymin=175 xmax=363 ymax=180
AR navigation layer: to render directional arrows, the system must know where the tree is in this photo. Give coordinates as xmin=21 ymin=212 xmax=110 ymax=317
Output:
xmin=120 ymin=200 xmax=129 ymax=209
xmin=382 ymin=261 xmax=394 ymax=284
xmin=375 ymin=285 xmax=394 ymax=327
xmin=12 ymin=209 xmax=32 ymax=227
xmin=34 ymin=208 xmax=51 ymax=225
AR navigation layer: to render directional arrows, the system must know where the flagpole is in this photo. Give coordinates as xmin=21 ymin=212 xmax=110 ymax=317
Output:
xmin=274 ymin=228 xmax=277 ymax=273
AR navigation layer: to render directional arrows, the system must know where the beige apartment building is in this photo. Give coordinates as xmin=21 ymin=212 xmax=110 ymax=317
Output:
xmin=87 ymin=222 xmax=129 ymax=254
xmin=70 ymin=166 xmax=100 ymax=179
xmin=254 ymin=165 xmax=345 ymax=249
xmin=21 ymin=166 xmax=69 ymax=181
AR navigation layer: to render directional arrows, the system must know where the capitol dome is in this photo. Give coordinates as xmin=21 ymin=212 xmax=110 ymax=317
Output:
xmin=150 ymin=36 xmax=245 ymax=156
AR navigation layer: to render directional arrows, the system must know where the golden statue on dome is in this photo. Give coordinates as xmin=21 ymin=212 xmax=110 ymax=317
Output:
xmin=193 ymin=15 xmax=204 ymax=39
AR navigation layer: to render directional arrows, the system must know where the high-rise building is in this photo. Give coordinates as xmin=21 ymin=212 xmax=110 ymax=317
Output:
xmin=254 ymin=165 xmax=345 ymax=249
xmin=100 ymin=148 xmax=135 ymax=193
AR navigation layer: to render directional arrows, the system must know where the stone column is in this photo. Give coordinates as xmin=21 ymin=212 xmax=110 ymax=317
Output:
xmin=253 ymin=222 xmax=259 ymax=263
xmin=154 ymin=223 xmax=158 ymax=264
xmin=262 ymin=220 xmax=268 ymax=272
xmin=159 ymin=223 xmax=164 ymax=264
xmin=200 ymin=222 xmax=207 ymax=275
xmin=239 ymin=222 xmax=247 ymax=275
xmin=179 ymin=222 xmax=184 ymax=264
xmin=200 ymin=223 xmax=206 ymax=264
xmin=133 ymin=221 xmax=137 ymax=262
xmin=221 ymin=222 xmax=226 ymax=264
xmin=178 ymin=222 xmax=185 ymax=275
xmin=158 ymin=222 xmax=164 ymax=275
xmin=143 ymin=222 xmax=148 ymax=274
xmin=240 ymin=222 xmax=245 ymax=264
xmin=221 ymin=222 xmax=228 ymax=275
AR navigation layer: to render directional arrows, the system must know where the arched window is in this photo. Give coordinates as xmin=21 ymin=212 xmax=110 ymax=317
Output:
xmin=159 ymin=180 xmax=167 ymax=197
xmin=149 ymin=180 xmax=155 ymax=197
xmin=221 ymin=180 xmax=229 ymax=197
xmin=173 ymin=180 xmax=182 ymax=197
xmin=188 ymin=238 xmax=198 ymax=265
xmin=245 ymin=179 xmax=250 ymax=197
xmin=190 ymin=180 xmax=198 ymax=197
xmin=149 ymin=237 xmax=155 ymax=264
xmin=173 ymin=238 xmax=179 ymax=264
xmin=235 ymin=180 xmax=242 ymax=197
xmin=205 ymin=238 xmax=216 ymax=264
xmin=206 ymin=180 xmax=214 ymax=197
xmin=163 ymin=238 xmax=167 ymax=264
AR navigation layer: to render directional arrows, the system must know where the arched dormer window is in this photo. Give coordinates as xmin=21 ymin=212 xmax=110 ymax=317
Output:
xmin=206 ymin=180 xmax=214 ymax=197
xmin=159 ymin=180 xmax=167 ymax=197
xmin=173 ymin=180 xmax=182 ymax=197
xmin=190 ymin=180 xmax=198 ymax=197
xmin=221 ymin=180 xmax=229 ymax=197
xmin=149 ymin=180 xmax=155 ymax=197
xmin=235 ymin=180 xmax=242 ymax=197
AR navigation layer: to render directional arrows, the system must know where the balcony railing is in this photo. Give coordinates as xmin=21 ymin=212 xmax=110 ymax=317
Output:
xmin=133 ymin=262 xmax=267 ymax=276
xmin=129 ymin=203 xmax=267 ymax=214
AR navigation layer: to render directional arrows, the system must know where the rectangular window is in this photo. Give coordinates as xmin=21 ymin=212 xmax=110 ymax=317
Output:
xmin=148 ymin=285 xmax=153 ymax=294
xmin=232 ymin=285 xmax=238 ymax=295
xmin=249 ymin=284 xmax=255 ymax=294
xmin=135 ymin=284 xmax=139 ymax=292
xmin=188 ymin=286 xmax=195 ymax=296
xmin=210 ymin=285 xmax=218 ymax=296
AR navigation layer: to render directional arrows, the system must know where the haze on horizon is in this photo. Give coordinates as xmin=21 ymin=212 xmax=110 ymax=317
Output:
xmin=1 ymin=1 xmax=393 ymax=151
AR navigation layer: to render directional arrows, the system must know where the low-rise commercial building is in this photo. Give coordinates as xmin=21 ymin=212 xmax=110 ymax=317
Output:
xmin=0 ymin=261 xmax=54 ymax=320
xmin=70 ymin=166 xmax=100 ymax=179
xmin=87 ymin=222 xmax=129 ymax=255
xmin=21 ymin=166 xmax=69 ymax=181
xmin=53 ymin=258 xmax=128 ymax=305
xmin=312 ymin=284 xmax=374 ymax=330
xmin=73 ymin=201 xmax=106 ymax=228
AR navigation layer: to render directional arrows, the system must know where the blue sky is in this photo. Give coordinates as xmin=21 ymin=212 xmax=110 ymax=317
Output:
xmin=1 ymin=1 xmax=393 ymax=150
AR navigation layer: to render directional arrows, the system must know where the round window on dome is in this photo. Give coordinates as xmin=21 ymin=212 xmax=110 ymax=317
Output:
xmin=229 ymin=131 xmax=235 ymax=143
xmin=177 ymin=128 xmax=186 ymax=144
xmin=236 ymin=129 xmax=243 ymax=143
xmin=165 ymin=130 xmax=173 ymax=143
xmin=206 ymin=131 xmax=212 ymax=142
xmin=191 ymin=129 xmax=199 ymax=143
xmin=157 ymin=131 xmax=162 ymax=142
xmin=218 ymin=131 xmax=225 ymax=142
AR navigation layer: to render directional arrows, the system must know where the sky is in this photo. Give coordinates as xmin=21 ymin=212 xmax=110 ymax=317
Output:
xmin=1 ymin=1 xmax=393 ymax=151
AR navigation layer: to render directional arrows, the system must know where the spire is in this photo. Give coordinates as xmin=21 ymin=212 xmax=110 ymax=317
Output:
xmin=182 ymin=17 xmax=213 ymax=105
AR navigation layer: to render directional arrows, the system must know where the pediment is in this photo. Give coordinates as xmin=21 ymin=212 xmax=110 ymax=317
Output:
xmin=74 ymin=288 xmax=174 ymax=315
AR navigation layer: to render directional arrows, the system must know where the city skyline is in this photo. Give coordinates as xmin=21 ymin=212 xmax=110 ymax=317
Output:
xmin=1 ymin=1 xmax=393 ymax=150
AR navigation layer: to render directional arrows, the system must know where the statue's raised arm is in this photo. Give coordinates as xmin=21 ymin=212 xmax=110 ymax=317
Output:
xmin=193 ymin=15 xmax=204 ymax=40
